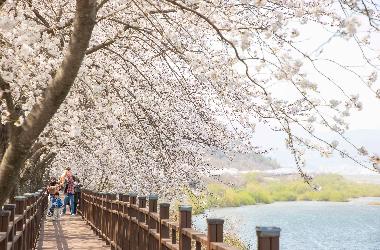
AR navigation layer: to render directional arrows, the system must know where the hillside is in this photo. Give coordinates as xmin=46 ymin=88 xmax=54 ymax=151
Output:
xmin=206 ymin=151 xmax=281 ymax=171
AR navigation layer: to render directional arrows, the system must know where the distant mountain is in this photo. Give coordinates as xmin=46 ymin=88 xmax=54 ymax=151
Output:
xmin=256 ymin=129 xmax=380 ymax=175
xmin=301 ymin=129 xmax=380 ymax=174
xmin=206 ymin=129 xmax=380 ymax=175
xmin=206 ymin=150 xmax=281 ymax=171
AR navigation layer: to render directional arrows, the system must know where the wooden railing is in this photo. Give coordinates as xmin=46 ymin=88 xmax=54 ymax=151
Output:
xmin=0 ymin=189 xmax=47 ymax=250
xmin=79 ymin=190 xmax=281 ymax=250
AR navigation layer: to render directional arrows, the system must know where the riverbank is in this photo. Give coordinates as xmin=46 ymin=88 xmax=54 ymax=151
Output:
xmin=188 ymin=174 xmax=380 ymax=214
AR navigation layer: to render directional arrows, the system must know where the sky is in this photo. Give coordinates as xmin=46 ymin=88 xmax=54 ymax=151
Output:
xmin=253 ymin=16 xmax=380 ymax=174
xmin=286 ymin=18 xmax=379 ymax=130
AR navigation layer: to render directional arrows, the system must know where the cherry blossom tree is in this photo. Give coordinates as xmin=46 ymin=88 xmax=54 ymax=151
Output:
xmin=1 ymin=0 xmax=379 ymax=206
xmin=0 ymin=0 xmax=97 ymax=205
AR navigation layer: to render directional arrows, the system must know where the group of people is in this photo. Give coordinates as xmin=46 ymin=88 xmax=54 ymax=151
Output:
xmin=46 ymin=167 xmax=82 ymax=220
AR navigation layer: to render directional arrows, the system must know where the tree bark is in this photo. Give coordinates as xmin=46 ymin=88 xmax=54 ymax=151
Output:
xmin=0 ymin=124 xmax=8 ymax=160
xmin=0 ymin=0 xmax=6 ymax=9
xmin=0 ymin=0 xmax=97 ymax=206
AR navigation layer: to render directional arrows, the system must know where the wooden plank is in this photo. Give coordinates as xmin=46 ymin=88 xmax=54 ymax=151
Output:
xmin=149 ymin=212 xmax=160 ymax=221
xmin=181 ymin=228 xmax=204 ymax=238
xmin=38 ymin=216 xmax=110 ymax=249
xmin=210 ymin=242 xmax=240 ymax=250
xmin=13 ymin=215 xmax=22 ymax=225
xmin=193 ymin=233 xmax=208 ymax=245
xmin=162 ymin=220 xmax=179 ymax=230
xmin=162 ymin=240 xmax=179 ymax=250
xmin=258 ymin=237 xmax=271 ymax=250
xmin=130 ymin=204 xmax=139 ymax=209
xmin=0 ymin=232 xmax=7 ymax=242
xmin=148 ymin=229 xmax=160 ymax=240
xmin=13 ymin=231 xmax=22 ymax=242
xmin=139 ymin=208 xmax=149 ymax=215
xmin=7 ymin=222 xmax=14 ymax=234
xmin=139 ymin=222 xmax=148 ymax=231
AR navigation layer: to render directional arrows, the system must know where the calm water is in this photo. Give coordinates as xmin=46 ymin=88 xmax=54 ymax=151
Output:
xmin=193 ymin=198 xmax=380 ymax=250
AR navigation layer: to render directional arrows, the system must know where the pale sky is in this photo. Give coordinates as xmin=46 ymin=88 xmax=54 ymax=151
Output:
xmin=300 ymin=19 xmax=380 ymax=131
xmin=269 ymin=17 xmax=380 ymax=131
xmin=253 ymin=17 xmax=380 ymax=174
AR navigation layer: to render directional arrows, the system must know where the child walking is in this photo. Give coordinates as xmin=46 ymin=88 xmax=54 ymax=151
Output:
xmin=51 ymin=192 xmax=63 ymax=221
xmin=47 ymin=177 xmax=60 ymax=216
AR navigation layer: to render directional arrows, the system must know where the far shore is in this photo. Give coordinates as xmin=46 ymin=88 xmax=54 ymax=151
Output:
xmin=368 ymin=202 xmax=380 ymax=205
xmin=188 ymin=174 xmax=380 ymax=214
xmin=198 ymin=197 xmax=380 ymax=213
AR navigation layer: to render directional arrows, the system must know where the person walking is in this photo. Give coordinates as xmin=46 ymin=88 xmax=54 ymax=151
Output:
xmin=46 ymin=177 xmax=60 ymax=216
xmin=60 ymin=167 xmax=75 ymax=216
xmin=51 ymin=192 xmax=63 ymax=221
xmin=73 ymin=177 xmax=82 ymax=214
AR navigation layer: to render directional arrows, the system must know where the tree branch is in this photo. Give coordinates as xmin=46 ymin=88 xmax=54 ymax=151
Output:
xmin=41 ymin=18 xmax=74 ymax=35
xmin=20 ymin=0 xmax=97 ymax=145
xmin=31 ymin=9 xmax=50 ymax=28
xmin=0 ymin=75 xmax=17 ymax=126
xmin=86 ymin=38 xmax=116 ymax=55
xmin=0 ymin=0 xmax=97 ymax=207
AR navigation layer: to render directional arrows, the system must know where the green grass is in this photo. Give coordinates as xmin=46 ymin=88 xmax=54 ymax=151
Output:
xmin=188 ymin=174 xmax=380 ymax=214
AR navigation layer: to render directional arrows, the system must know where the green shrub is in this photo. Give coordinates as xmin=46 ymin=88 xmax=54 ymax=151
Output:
xmin=196 ymin=173 xmax=380 ymax=209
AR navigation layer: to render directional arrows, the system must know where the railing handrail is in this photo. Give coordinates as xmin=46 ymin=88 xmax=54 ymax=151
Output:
xmin=79 ymin=190 xmax=238 ymax=250
xmin=79 ymin=190 xmax=280 ymax=250
xmin=0 ymin=189 xmax=47 ymax=250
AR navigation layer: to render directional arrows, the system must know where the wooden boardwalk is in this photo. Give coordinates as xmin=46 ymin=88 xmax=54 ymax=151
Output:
xmin=37 ymin=215 xmax=110 ymax=250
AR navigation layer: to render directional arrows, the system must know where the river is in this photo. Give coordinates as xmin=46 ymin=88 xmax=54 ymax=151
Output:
xmin=193 ymin=197 xmax=380 ymax=250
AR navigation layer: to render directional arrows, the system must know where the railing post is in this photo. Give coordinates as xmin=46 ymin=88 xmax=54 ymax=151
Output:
xmin=148 ymin=194 xmax=158 ymax=250
xmin=148 ymin=194 xmax=158 ymax=227
xmin=94 ymin=191 xmax=98 ymax=234
xmin=78 ymin=190 xmax=83 ymax=216
xmin=109 ymin=193 xmax=117 ymax=250
xmin=100 ymin=192 xmax=107 ymax=242
xmin=148 ymin=195 xmax=158 ymax=213
xmin=15 ymin=196 xmax=26 ymax=250
xmin=256 ymin=227 xmax=281 ymax=250
xmin=107 ymin=193 xmax=113 ymax=247
xmin=125 ymin=193 xmax=130 ymax=202
xmin=207 ymin=218 xmax=224 ymax=250
xmin=115 ymin=194 xmax=123 ymax=249
xmin=34 ymin=191 xmax=44 ymax=249
xmin=128 ymin=193 xmax=137 ymax=250
xmin=138 ymin=196 xmax=146 ymax=223
xmin=179 ymin=205 xmax=192 ymax=250
xmin=24 ymin=193 xmax=34 ymax=250
xmin=118 ymin=193 xmax=126 ymax=202
xmin=159 ymin=203 xmax=170 ymax=250
xmin=3 ymin=204 xmax=16 ymax=245
xmin=119 ymin=193 xmax=129 ymax=250
xmin=138 ymin=196 xmax=147 ymax=250
xmin=129 ymin=193 xmax=137 ymax=219
xmin=31 ymin=192 xmax=39 ymax=248
xmin=0 ymin=210 xmax=10 ymax=250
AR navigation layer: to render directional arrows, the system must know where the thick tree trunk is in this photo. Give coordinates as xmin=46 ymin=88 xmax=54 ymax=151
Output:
xmin=0 ymin=0 xmax=97 ymax=206
xmin=0 ymin=124 xmax=8 ymax=160
xmin=0 ymin=0 xmax=6 ymax=9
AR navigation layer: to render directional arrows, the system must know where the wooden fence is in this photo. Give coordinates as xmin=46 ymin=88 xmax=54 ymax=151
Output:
xmin=0 ymin=189 xmax=47 ymax=250
xmin=79 ymin=190 xmax=281 ymax=250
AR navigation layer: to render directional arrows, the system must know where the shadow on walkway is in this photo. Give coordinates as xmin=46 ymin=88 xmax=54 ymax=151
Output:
xmin=37 ymin=216 xmax=109 ymax=249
